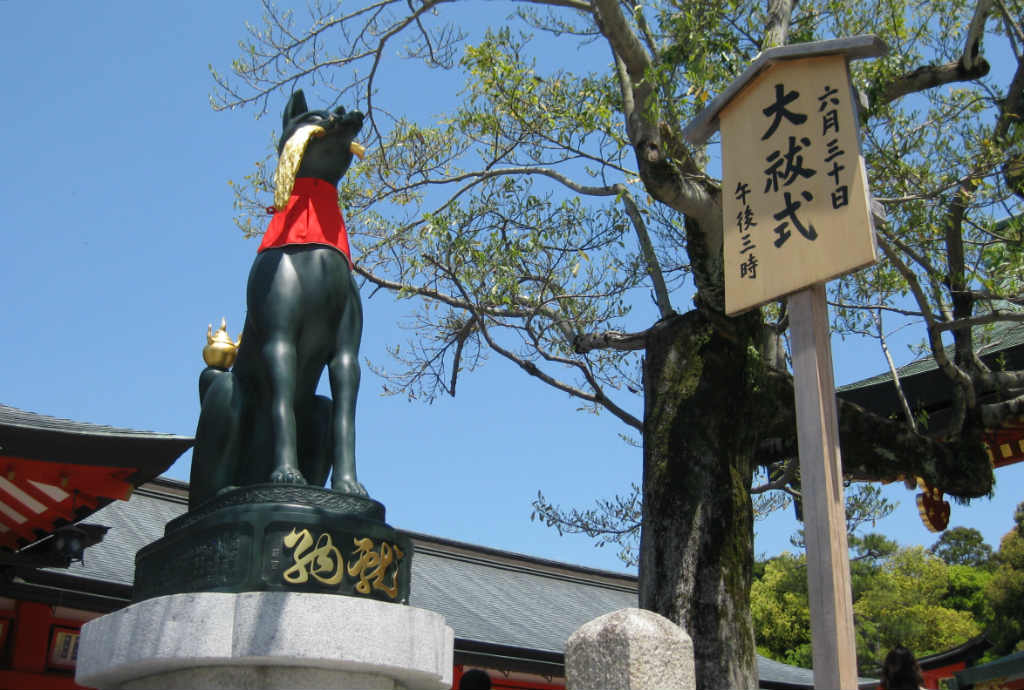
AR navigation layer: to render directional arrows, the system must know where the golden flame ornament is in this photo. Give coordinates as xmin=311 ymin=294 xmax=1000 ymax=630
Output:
xmin=203 ymin=318 xmax=242 ymax=369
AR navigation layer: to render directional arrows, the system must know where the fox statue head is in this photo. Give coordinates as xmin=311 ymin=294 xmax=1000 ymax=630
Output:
xmin=273 ymin=90 xmax=364 ymax=210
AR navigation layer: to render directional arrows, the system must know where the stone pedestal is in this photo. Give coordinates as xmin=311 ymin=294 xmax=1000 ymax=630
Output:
xmin=565 ymin=608 xmax=695 ymax=690
xmin=76 ymin=591 xmax=454 ymax=690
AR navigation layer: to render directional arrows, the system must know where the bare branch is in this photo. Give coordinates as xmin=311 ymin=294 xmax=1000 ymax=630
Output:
xmin=994 ymin=0 xmax=1024 ymax=52
xmin=447 ymin=315 xmax=477 ymax=396
xmin=874 ymin=309 xmax=918 ymax=432
xmin=573 ymin=328 xmax=649 ymax=353
xmin=827 ymin=299 xmax=927 ymax=319
xmin=876 ymin=225 xmax=944 ymax=282
xmin=514 ymin=0 xmax=593 ymax=11
xmin=963 ymin=0 xmax=995 ymax=70
xmin=873 ymin=59 xmax=991 ymax=107
xmin=614 ymin=184 xmax=673 ymax=317
xmin=395 ymin=165 xmax=621 ymax=198
xmin=593 ymin=0 xmax=718 ymax=225
xmin=877 ymin=236 xmax=976 ymax=433
xmin=476 ymin=299 xmax=643 ymax=430
xmin=931 ymin=310 xmax=1024 ymax=332
xmin=981 ymin=389 xmax=1024 ymax=428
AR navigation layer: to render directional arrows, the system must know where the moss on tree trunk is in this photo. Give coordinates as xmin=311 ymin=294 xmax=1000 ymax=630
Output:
xmin=639 ymin=309 xmax=764 ymax=690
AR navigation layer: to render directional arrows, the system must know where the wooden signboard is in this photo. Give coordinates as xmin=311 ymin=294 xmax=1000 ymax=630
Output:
xmin=684 ymin=36 xmax=888 ymax=690
xmin=719 ymin=54 xmax=877 ymax=316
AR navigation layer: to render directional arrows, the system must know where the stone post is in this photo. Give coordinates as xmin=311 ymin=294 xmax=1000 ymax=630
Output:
xmin=565 ymin=608 xmax=695 ymax=690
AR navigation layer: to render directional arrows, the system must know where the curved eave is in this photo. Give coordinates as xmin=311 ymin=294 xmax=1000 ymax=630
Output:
xmin=0 ymin=405 xmax=193 ymax=552
xmin=0 ymin=404 xmax=193 ymax=480
xmin=837 ymin=321 xmax=1024 ymax=420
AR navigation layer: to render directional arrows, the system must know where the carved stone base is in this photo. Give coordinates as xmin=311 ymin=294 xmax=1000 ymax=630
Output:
xmin=76 ymin=592 xmax=454 ymax=690
xmin=134 ymin=485 xmax=412 ymax=604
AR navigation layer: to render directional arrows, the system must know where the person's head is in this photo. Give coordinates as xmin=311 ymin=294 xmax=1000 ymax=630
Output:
xmin=458 ymin=668 xmax=492 ymax=690
xmin=880 ymin=644 xmax=923 ymax=690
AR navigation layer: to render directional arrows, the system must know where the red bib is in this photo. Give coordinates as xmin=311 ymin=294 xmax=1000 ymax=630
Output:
xmin=258 ymin=177 xmax=352 ymax=267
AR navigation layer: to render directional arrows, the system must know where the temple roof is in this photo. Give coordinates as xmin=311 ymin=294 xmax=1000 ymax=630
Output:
xmin=0 ymin=404 xmax=192 ymax=552
xmin=837 ymin=319 xmax=1024 ymax=417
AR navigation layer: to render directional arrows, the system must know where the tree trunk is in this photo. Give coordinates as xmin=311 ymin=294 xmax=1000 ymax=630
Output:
xmin=639 ymin=309 xmax=764 ymax=690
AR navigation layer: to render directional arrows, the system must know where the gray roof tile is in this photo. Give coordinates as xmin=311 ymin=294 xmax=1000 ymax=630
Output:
xmin=0 ymin=404 xmax=191 ymax=441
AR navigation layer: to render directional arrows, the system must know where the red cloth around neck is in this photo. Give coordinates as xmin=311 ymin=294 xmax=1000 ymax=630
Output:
xmin=258 ymin=177 xmax=352 ymax=267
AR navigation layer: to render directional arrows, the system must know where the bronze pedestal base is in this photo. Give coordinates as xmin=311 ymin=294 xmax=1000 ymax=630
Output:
xmin=134 ymin=484 xmax=412 ymax=604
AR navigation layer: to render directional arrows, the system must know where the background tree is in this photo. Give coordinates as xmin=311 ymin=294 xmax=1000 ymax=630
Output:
xmin=986 ymin=501 xmax=1024 ymax=655
xmin=753 ymin=543 xmax=988 ymax=674
xmin=752 ymin=491 xmax=899 ymax=671
xmin=751 ymin=553 xmax=814 ymax=667
xmin=854 ymin=547 xmax=983 ymax=670
xmin=930 ymin=526 xmax=994 ymax=567
xmin=213 ymin=0 xmax=1024 ymax=685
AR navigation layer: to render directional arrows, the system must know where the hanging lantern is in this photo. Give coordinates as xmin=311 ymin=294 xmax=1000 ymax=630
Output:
xmin=915 ymin=480 xmax=950 ymax=532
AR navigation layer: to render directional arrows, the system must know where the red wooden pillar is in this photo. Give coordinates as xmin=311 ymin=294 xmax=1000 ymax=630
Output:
xmin=11 ymin=601 xmax=50 ymax=673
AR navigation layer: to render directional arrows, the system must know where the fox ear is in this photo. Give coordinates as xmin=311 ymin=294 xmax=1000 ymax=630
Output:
xmin=282 ymin=90 xmax=309 ymax=128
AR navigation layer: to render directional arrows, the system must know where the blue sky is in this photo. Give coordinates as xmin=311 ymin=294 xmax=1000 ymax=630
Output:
xmin=3 ymin=1 xmax=1021 ymax=576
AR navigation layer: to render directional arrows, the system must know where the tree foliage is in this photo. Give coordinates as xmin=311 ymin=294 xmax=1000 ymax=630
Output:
xmin=212 ymin=0 xmax=1024 ymax=685
xmin=789 ymin=483 xmax=898 ymax=549
xmin=854 ymin=547 xmax=983 ymax=668
xmin=751 ymin=553 xmax=814 ymax=667
xmin=214 ymin=0 xmax=1024 ymax=451
xmin=753 ymin=544 xmax=987 ymax=673
xmin=930 ymin=525 xmax=994 ymax=567
xmin=986 ymin=500 xmax=1024 ymax=655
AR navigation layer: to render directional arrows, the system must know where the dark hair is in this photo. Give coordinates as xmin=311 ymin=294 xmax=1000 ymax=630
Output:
xmin=880 ymin=645 xmax=923 ymax=690
xmin=459 ymin=668 xmax=492 ymax=690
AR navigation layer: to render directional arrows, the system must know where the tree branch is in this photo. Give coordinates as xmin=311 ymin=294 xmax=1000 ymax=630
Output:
xmin=593 ymin=0 xmax=718 ymax=224
xmin=614 ymin=183 xmax=673 ymax=317
xmin=981 ymin=389 xmax=1024 ymax=428
xmin=762 ymin=0 xmax=797 ymax=50
xmin=963 ymin=0 xmax=995 ymax=71
xmin=573 ymin=328 xmax=650 ymax=353
xmin=877 ymin=236 xmax=976 ymax=434
xmin=932 ymin=310 xmax=1024 ymax=333
xmin=874 ymin=309 xmax=918 ymax=432
xmin=873 ymin=59 xmax=991 ymax=107
xmin=757 ymin=370 xmax=994 ymax=498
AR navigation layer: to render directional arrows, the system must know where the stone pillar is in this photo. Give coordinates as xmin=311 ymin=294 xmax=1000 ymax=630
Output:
xmin=76 ymin=592 xmax=454 ymax=690
xmin=565 ymin=608 xmax=695 ymax=690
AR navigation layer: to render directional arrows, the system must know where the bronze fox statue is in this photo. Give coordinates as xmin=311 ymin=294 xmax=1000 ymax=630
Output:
xmin=190 ymin=90 xmax=366 ymax=510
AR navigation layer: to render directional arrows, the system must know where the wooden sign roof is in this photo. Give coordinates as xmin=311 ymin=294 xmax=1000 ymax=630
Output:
xmin=682 ymin=35 xmax=888 ymax=146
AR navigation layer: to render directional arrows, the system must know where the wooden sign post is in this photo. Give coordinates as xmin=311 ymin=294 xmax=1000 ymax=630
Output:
xmin=789 ymin=283 xmax=858 ymax=689
xmin=684 ymin=36 xmax=887 ymax=688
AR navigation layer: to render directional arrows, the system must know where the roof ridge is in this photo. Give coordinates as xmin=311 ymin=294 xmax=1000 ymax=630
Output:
xmin=0 ymin=403 xmax=193 ymax=441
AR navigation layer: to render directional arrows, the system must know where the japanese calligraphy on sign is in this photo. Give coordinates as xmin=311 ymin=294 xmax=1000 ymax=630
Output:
xmin=720 ymin=54 xmax=877 ymax=315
